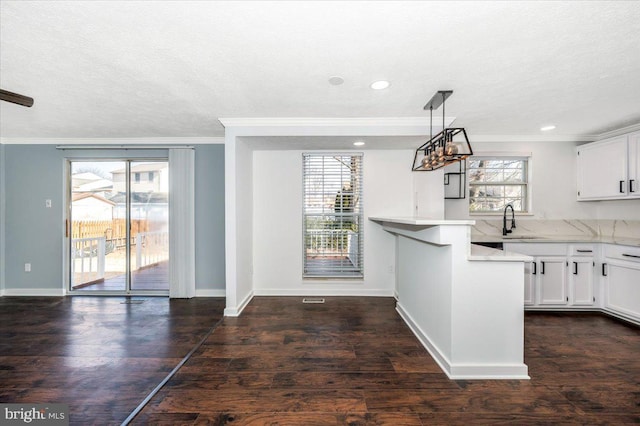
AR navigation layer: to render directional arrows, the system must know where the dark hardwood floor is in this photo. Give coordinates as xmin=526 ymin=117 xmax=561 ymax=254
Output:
xmin=1 ymin=296 xmax=638 ymax=425
xmin=132 ymin=297 xmax=640 ymax=425
xmin=0 ymin=296 xmax=225 ymax=425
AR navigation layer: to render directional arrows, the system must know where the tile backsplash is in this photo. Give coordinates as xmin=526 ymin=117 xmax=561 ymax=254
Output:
xmin=472 ymin=219 xmax=640 ymax=240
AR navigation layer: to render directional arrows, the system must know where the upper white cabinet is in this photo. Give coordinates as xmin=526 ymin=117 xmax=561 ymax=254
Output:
xmin=629 ymin=131 xmax=640 ymax=195
xmin=577 ymin=131 xmax=640 ymax=200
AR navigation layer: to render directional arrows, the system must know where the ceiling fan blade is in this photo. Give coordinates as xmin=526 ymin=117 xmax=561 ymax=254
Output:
xmin=0 ymin=89 xmax=34 ymax=107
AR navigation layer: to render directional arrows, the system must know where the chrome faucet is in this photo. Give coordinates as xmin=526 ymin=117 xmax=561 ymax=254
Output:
xmin=503 ymin=204 xmax=516 ymax=236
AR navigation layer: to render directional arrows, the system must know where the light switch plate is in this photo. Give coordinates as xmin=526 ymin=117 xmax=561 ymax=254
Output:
xmin=45 ymin=199 xmax=52 ymax=208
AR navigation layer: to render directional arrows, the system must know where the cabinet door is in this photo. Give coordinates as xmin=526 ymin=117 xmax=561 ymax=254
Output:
xmin=538 ymin=257 xmax=567 ymax=305
xmin=569 ymin=258 xmax=594 ymax=306
xmin=604 ymin=261 xmax=640 ymax=321
xmin=628 ymin=132 xmax=640 ymax=198
xmin=524 ymin=261 xmax=535 ymax=306
xmin=577 ymin=136 xmax=628 ymax=200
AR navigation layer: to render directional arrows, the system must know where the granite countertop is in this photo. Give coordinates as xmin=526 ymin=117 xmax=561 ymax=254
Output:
xmin=369 ymin=216 xmax=475 ymax=226
xmin=472 ymin=234 xmax=640 ymax=247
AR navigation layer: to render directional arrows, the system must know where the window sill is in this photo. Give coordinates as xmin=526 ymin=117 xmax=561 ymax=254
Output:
xmin=469 ymin=212 xmax=535 ymax=217
xmin=303 ymin=276 xmax=364 ymax=281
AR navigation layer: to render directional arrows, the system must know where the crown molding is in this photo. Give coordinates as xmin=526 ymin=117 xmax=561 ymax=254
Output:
xmin=469 ymin=134 xmax=597 ymax=143
xmin=218 ymin=117 xmax=455 ymax=128
xmin=596 ymin=122 xmax=640 ymax=140
xmin=0 ymin=137 xmax=225 ymax=145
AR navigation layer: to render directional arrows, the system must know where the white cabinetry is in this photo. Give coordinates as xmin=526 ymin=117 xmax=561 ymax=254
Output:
xmin=504 ymin=242 xmax=596 ymax=308
xmin=523 ymin=261 xmax=535 ymax=306
xmin=577 ymin=131 xmax=640 ymax=200
xmin=538 ymin=257 xmax=568 ymax=305
xmin=603 ymin=244 xmax=640 ymax=323
xmin=568 ymin=244 xmax=596 ymax=306
xmin=629 ymin=132 xmax=640 ymax=195
xmin=505 ymin=243 xmax=568 ymax=307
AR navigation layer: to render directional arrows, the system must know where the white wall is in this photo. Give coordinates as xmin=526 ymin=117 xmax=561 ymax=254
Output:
xmin=252 ymin=149 xmax=414 ymax=296
xmin=235 ymin=138 xmax=254 ymax=304
xmin=445 ymin=140 xmax=639 ymax=220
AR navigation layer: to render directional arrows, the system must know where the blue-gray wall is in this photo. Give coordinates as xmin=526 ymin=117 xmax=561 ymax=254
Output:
xmin=2 ymin=144 xmax=225 ymax=293
xmin=194 ymin=144 xmax=226 ymax=292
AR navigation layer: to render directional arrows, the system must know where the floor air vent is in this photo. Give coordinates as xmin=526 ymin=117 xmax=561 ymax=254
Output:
xmin=302 ymin=298 xmax=325 ymax=304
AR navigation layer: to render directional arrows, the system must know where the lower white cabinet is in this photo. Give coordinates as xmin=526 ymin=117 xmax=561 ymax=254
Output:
xmin=537 ymin=257 xmax=568 ymax=305
xmin=569 ymin=257 xmax=595 ymax=306
xmin=603 ymin=248 xmax=640 ymax=322
xmin=523 ymin=261 xmax=535 ymax=306
xmin=604 ymin=262 xmax=640 ymax=319
xmin=503 ymin=241 xmax=639 ymax=323
xmin=504 ymin=243 xmax=596 ymax=308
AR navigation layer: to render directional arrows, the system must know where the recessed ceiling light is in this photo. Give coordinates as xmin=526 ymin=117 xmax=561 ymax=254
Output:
xmin=353 ymin=141 xmax=365 ymax=146
xmin=540 ymin=125 xmax=556 ymax=131
xmin=328 ymin=76 xmax=344 ymax=86
xmin=370 ymin=80 xmax=390 ymax=90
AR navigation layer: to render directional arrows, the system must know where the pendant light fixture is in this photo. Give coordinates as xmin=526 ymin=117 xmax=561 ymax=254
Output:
xmin=412 ymin=90 xmax=472 ymax=171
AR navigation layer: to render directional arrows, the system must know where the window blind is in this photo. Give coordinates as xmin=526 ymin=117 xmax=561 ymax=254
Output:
xmin=302 ymin=153 xmax=363 ymax=278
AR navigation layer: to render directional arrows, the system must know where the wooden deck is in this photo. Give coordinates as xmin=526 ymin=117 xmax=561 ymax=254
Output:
xmin=73 ymin=261 xmax=169 ymax=291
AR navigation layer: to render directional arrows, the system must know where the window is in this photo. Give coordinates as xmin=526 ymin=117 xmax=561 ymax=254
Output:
xmin=303 ymin=153 xmax=363 ymax=277
xmin=468 ymin=157 xmax=529 ymax=213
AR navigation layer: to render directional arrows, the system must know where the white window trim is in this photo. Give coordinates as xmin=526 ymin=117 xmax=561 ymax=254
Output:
xmin=468 ymin=152 xmax=533 ymax=215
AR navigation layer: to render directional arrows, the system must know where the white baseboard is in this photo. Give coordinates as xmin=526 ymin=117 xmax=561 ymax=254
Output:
xmin=396 ymin=302 xmax=529 ymax=380
xmin=224 ymin=290 xmax=254 ymax=317
xmin=526 ymin=306 xmax=640 ymax=327
xmin=2 ymin=288 xmax=65 ymax=296
xmin=253 ymin=288 xmax=394 ymax=297
xmin=195 ymin=289 xmax=226 ymax=297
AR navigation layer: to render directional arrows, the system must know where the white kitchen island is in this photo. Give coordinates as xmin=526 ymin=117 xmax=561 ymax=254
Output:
xmin=370 ymin=216 xmax=531 ymax=380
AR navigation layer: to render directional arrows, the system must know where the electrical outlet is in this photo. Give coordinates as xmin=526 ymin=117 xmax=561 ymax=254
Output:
xmin=388 ymin=265 xmax=394 ymax=273
xmin=25 ymin=263 xmax=31 ymax=272
xmin=45 ymin=199 xmax=52 ymax=208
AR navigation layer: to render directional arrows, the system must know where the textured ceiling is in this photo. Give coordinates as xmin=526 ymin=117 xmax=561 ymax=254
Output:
xmin=1 ymin=1 xmax=639 ymax=140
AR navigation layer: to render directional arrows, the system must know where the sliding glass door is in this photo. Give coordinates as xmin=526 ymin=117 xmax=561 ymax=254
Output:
xmin=68 ymin=160 xmax=169 ymax=294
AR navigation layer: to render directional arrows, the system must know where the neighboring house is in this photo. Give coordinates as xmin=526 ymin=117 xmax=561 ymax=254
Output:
xmin=72 ymin=172 xmax=105 ymax=189
xmin=75 ymin=179 xmax=113 ymax=194
xmin=111 ymin=163 xmax=169 ymax=193
xmin=71 ymin=193 xmax=115 ymax=221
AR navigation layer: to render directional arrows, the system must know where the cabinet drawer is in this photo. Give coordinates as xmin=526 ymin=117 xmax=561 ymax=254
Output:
xmin=569 ymin=244 xmax=596 ymax=257
xmin=604 ymin=244 xmax=640 ymax=262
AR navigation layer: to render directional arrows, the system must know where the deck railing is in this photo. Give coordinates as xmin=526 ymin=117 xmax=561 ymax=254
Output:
xmin=305 ymin=229 xmax=356 ymax=257
xmin=136 ymin=231 xmax=169 ymax=269
xmin=71 ymin=236 xmax=106 ymax=285
xmin=71 ymin=231 xmax=168 ymax=287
